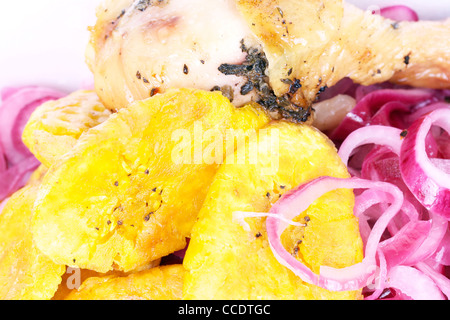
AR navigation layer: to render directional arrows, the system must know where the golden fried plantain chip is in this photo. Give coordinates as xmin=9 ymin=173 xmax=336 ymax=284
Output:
xmin=22 ymin=90 xmax=112 ymax=167
xmin=63 ymin=265 xmax=184 ymax=300
xmin=52 ymin=257 xmax=161 ymax=300
xmin=32 ymin=88 xmax=269 ymax=273
xmin=183 ymin=122 xmax=363 ymax=299
xmin=0 ymin=185 xmax=65 ymax=300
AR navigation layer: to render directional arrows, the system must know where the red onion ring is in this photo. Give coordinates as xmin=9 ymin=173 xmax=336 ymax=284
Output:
xmin=387 ymin=265 xmax=445 ymax=300
xmin=415 ymin=262 xmax=450 ymax=299
xmin=399 ymin=108 xmax=450 ymax=218
xmin=432 ymin=227 xmax=450 ymax=266
xmin=378 ymin=220 xmax=431 ymax=269
xmin=338 ymin=125 xmax=403 ymax=177
xmin=0 ymin=156 xmax=40 ymax=202
xmin=364 ymin=249 xmax=387 ymax=300
xmin=403 ymin=212 xmax=448 ymax=265
xmin=0 ymin=86 xmax=65 ymax=165
xmin=0 ymin=86 xmax=65 ymax=201
xmin=330 ymin=89 xmax=436 ymax=143
xmin=266 ymin=176 xmax=404 ymax=292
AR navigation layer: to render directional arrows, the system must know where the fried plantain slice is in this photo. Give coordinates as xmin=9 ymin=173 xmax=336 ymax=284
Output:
xmin=27 ymin=164 xmax=48 ymax=185
xmin=63 ymin=265 xmax=184 ymax=300
xmin=52 ymin=258 xmax=161 ymax=300
xmin=22 ymin=90 xmax=112 ymax=168
xmin=32 ymin=88 xmax=269 ymax=273
xmin=183 ymin=121 xmax=363 ymax=299
xmin=0 ymin=185 xmax=65 ymax=300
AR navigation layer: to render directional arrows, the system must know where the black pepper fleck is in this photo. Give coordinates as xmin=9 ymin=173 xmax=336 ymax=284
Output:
xmin=116 ymin=9 xmax=126 ymax=20
xmin=114 ymin=181 xmax=119 ymax=187
xmin=150 ymin=88 xmax=159 ymax=97
xmin=400 ymin=130 xmax=408 ymax=138
xmin=183 ymin=64 xmax=189 ymax=75
xmin=280 ymin=78 xmax=293 ymax=85
xmin=144 ymin=212 xmax=154 ymax=221
xmin=289 ymin=79 xmax=302 ymax=94
xmin=318 ymin=85 xmax=328 ymax=94
xmin=404 ymin=54 xmax=410 ymax=65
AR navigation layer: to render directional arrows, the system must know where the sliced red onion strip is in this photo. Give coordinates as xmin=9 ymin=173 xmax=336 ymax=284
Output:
xmin=430 ymin=158 xmax=450 ymax=174
xmin=330 ymin=89 xmax=436 ymax=142
xmin=387 ymin=265 xmax=445 ymax=300
xmin=403 ymin=212 xmax=448 ymax=265
xmin=232 ymin=211 xmax=305 ymax=233
xmin=407 ymin=102 xmax=450 ymax=125
xmin=0 ymin=156 xmax=40 ymax=202
xmin=379 ymin=5 xmax=419 ymax=22
xmin=266 ymin=176 xmax=404 ymax=292
xmin=378 ymin=220 xmax=431 ymax=269
xmin=416 ymin=262 xmax=450 ymax=299
xmin=0 ymin=86 xmax=65 ymax=165
xmin=354 ymin=189 xmax=400 ymax=240
xmin=0 ymin=143 xmax=6 ymax=173
xmin=338 ymin=125 xmax=403 ymax=171
xmin=432 ymin=227 xmax=450 ymax=266
xmin=364 ymin=249 xmax=388 ymax=300
xmin=399 ymin=108 xmax=450 ymax=218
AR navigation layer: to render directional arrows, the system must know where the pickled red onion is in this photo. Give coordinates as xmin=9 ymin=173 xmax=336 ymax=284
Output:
xmin=0 ymin=86 xmax=65 ymax=165
xmin=379 ymin=5 xmax=419 ymax=22
xmin=329 ymin=89 xmax=436 ymax=143
xmin=432 ymin=228 xmax=450 ymax=266
xmin=399 ymin=108 xmax=450 ymax=218
xmin=266 ymin=176 xmax=404 ymax=292
xmin=0 ymin=156 xmax=40 ymax=202
xmin=416 ymin=262 xmax=450 ymax=299
xmin=387 ymin=265 xmax=445 ymax=300
xmin=338 ymin=125 xmax=403 ymax=168
xmin=0 ymin=86 xmax=65 ymax=202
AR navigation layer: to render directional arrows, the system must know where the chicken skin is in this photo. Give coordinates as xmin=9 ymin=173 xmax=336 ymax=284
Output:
xmin=87 ymin=0 xmax=258 ymax=110
xmin=87 ymin=0 xmax=450 ymax=121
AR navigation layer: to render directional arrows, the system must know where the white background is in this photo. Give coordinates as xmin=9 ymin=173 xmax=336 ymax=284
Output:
xmin=0 ymin=0 xmax=448 ymax=94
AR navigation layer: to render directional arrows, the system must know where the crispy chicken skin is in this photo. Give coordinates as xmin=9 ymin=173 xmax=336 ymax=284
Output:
xmin=87 ymin=0 xmax=450 ymax=119
xmin=87 ymin=0 xmax=259 ymax=110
